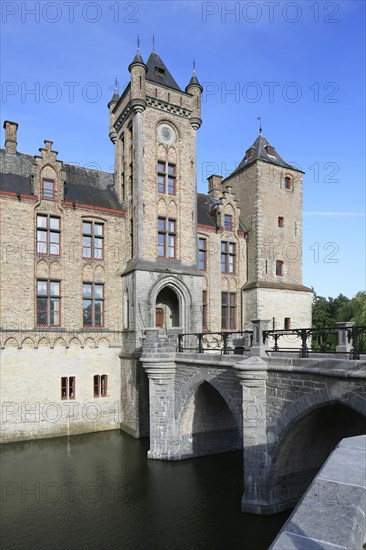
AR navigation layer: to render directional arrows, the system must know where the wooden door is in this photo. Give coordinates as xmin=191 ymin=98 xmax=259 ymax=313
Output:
xmin=156 ymin=307 xmax=164 ymax=328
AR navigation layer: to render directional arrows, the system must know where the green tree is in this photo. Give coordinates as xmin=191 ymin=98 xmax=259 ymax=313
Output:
xmin=312 ymin=291 xmax=366 ymax=352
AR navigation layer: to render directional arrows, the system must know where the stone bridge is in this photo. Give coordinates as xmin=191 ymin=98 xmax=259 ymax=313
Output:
xmin=140 ymin=329 xmax=366 ymax=514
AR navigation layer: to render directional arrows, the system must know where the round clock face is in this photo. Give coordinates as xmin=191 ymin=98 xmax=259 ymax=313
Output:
xmin=158 ymin=124 xmax=176 ymax=145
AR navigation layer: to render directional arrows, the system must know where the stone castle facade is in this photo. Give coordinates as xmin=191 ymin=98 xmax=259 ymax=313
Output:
xmin=0 ymin=48 xmax=312 ymax=442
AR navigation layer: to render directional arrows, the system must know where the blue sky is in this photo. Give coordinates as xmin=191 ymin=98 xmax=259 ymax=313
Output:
xmin=1 ymin=0 xmax=365 ymax=299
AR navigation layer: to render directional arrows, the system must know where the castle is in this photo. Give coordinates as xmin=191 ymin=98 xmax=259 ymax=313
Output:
xmin=0 ymin=48 xmax=312 ymax=442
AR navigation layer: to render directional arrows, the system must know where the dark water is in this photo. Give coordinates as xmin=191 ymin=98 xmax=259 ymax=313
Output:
xmin=0 ymin=431 xmax=289 ymax=550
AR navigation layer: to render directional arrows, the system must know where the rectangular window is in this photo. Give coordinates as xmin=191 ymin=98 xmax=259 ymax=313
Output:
xmin=37 ymin=215 xmax=60 ymax=256
xmin=82 ymin=221 xmax=104 ymax=260
xmin=276 ymin=260 xmax=283 ymax=276
xmin=83 ymin=283 xmax=104 ymax=327
xmin=61 ymin=377 xmax=75 ymax=400
xmin=94 ymin=375 xmax=100 ymax=397
xmin=157 ymin=162 xmax=165 ymax=193
xmin=202 ymin=290 xmax=208 ymax=331
xmin=278 ymin=216 xmax=284 ymax=228
xmin=158 ymin=217 xmax=176 ymax=259
xmin=41 ymin=178 xmax=55 ymax=199
xmin=93 ymin=374 xmax=108 ymax=397
xmin=37 ymin=280 xmax=60 ymax=326
xmin=221 ymin=241 xmax=236 ymax=273
xmin=198 ymin=238 xmax=207 ymax=271
xmin=284 ymin=317 xmax=291 ymax=330
xmin=221 ymin=292 xmax=236 ymax=330
xmin=157 ymin=161 xmax=176 ymax=195
xmin=224 ymin=214 xmax=232 ymax=230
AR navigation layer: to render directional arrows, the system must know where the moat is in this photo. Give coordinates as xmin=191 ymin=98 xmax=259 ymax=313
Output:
xmin=0 ymin=430 xmax=290 ymax=550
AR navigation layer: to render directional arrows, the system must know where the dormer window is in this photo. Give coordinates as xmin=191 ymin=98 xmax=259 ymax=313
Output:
xmin=244 ymin=147 xmax=255 ymax=162
xmin=266 ymin=145 xmax=276 ymax=157
xmin=155 ymin=66 xmax=165 ymax=75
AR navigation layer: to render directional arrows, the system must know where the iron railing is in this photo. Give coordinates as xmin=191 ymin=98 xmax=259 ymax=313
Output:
xmin=178 ymin=330 xmax=253 ymax=355
xmin=263 ymin=326 xmax=366 ymax=359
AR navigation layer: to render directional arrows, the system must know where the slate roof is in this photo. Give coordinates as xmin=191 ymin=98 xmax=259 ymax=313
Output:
xmin=145 ymin=51 xmax=181 ymax=91
xmin=1 ymin=149 xmax=246 ymax=226
xmin=197 ymin=193 xmax=216 ymax=227
xmin=0 ymin=149 xmax=122 ymax=211
xmin=197 ymin=192 xmax=246 ymax=232
xmin=0 ymin=150 xmax=34 ymax=194
xmin=224 ymin=133 xmax=303 ymax=181
xmin=128 ymin=50 xmax=146 ymax=70
xmin=186 ymin=71 xmax=203 ymax=92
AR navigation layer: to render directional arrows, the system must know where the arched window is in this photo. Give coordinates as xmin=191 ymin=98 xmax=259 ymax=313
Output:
xmin=94 ymin=374 xmax=107 ymax=397
xmin=276 ymin=260 xmax=283 ymax=277
xmin=284 ymin=176 xmax=292 ymax=190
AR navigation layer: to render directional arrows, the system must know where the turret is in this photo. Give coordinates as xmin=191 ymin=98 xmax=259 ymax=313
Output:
xmin=185 ymin=64 xmax=203 ymax=130
xmin=108 ymin=88 xmax=119 ymax=144
xmin=128 ymin=48 xmax=147 ymax=113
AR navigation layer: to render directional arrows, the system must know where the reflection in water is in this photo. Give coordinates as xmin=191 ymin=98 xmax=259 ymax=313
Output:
xmin=0 ymin=431 xmax=289 ymax=550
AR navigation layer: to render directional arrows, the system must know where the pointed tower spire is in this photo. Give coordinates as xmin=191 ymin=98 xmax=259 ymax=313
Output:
xmin=128 ymin=42 xmax=147 ymax=73
xmin=185 ymin=59 xmax=203 ymax=93
xmin=185 ymin=59 xmax=203 ymax=129
xmin=108 ymin=77 xmax=120 ymax=109
xmin=145 ymin=51 xmax=181 ymax=91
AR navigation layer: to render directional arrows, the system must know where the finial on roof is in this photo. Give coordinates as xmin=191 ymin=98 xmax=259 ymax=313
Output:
xmin=108 ymin=78 xmax=120 ymax=107
xmin=185 ymin=60 xmax=203 ymax=93
xmin=128 ymin=45 xmax=147 ymax=73
xmin=152 ymin=33 xmax=155 ymax=52
xmin=257 ymin=116 xmax=262 ymax=134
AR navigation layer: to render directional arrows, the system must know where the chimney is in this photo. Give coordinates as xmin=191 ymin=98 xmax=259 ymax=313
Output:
xmin=207 ymin=174 xmax=223 ymax=199
xmin=3 ymin=121 xmax=18 ymax=154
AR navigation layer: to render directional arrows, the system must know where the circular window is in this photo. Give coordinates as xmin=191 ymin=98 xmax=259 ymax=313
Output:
xmin=158 ymin=124 xmax=176 ymax=145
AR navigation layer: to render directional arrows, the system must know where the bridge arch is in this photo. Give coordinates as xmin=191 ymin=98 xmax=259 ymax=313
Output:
xmin=268 ymin=388 xmax=366 ymax=444
xmin=267 ymin=390 xmax=366 ymax=507
xmin=177 ymin=374 xmax=242 ymax=458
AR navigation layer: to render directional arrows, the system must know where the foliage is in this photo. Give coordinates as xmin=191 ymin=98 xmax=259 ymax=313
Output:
xmin=311 ymin=291 xmax=366 ymax=352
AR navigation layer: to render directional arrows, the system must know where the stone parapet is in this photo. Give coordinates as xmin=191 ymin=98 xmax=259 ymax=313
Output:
xmin=270 ymin=435 xmax=366 ymax=549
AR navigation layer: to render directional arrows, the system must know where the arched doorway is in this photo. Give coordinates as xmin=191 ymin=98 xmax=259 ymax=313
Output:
xmin=155 ymin=287 xmax=179 ymax=328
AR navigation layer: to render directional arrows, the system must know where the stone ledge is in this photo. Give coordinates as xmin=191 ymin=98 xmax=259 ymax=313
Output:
xmin=270 ymin=435 xmax=366 ymax=550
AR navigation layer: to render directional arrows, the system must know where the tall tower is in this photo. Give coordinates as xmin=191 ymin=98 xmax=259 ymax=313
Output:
xmin=222 ymin=130 xmax=312 ymax=329
xmin=108 ymin=48 xmax=203 ymax=436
